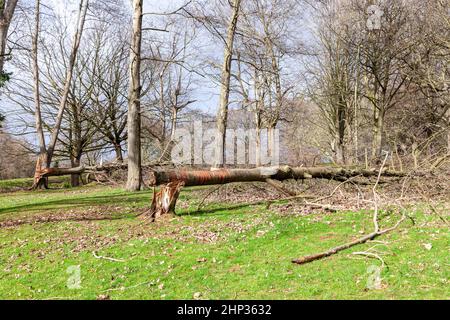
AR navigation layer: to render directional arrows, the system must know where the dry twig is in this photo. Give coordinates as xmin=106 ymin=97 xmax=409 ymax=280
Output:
xmin=92 ymin=251 xmax=126 ymax=262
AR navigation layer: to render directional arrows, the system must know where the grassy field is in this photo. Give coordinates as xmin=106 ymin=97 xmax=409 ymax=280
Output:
xmin=0 ymin=181 xmax=448 ymax=300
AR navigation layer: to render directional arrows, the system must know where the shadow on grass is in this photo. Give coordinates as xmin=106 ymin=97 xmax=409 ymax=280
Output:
xmin=0 ymin=187 xmax=198 ymax=216
xmin=0 ymin=211 xmax=143 ymax=228
xmin=0 ymin=192 xmax=151 ymax=215
xmin=178 ymin=202 xmax=259 ymax=217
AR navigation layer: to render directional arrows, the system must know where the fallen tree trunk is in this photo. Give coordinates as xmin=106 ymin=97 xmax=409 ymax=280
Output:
xmin=145 ymin=166 xmax=406 ymax=220
xmin=35 ymin=165 xmax=406 ymax=182
xmin=148 ymin=166 xmax=405 ymax=186
xmin=31 ymin=164 xmax=128 ymax=187
xmin=32 ymin=163 xmax=167 ymax=185
xmin=35 ymin=164 xmax=128 ymax=177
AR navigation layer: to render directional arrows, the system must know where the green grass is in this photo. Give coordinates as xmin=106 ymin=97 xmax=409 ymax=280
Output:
xmin=0 ymin=183 xmax=448 ymax=299
xmin=0 ymin=177 xmax=71 ymax=193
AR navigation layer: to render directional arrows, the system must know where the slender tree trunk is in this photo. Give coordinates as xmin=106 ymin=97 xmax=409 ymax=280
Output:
xmin=114 ymin=142 xmax=123 ymax=163
xmin=46 ymin=0 xmax=88 ymax=166
xmin=255 ymin=125 xmax=261 ymax=167
xmin=254 ymin=69 xmax=263 ymax=167
xmin=170 ymin=107 xmax=178 ymax=139
xmin=214 ymin=0 xmax=241 ymax=168
xmin=334 ymin=135 xmax=344 ymax=165
xmin=126 ymin=0 xmax=143 ymax=191
xmin=31 ymin=0 xmax=48 ymax=189
xmin=268 ymin=124 xmax=277 ymax=162
xmin=334 ymin=105 xmax=346 ymax=165
xmin=70 ymin=155 xmax=81 ymax=187
xmin=0 ymin=20 xmax=7 ymax=75
xmin=159 ymin=107 xmax=178 ymax=163
xmin=372 ymin=108 xmax=384 ymax=160
xmin=338 ymin=101 xmax=346 ymax=164
xmin=353 ymin=45 xmax=360 ymax=164
xmin=0 ymin=0 xmax=18 ymax=76
xmin=31 ymin=0 xmax=89 ymax=189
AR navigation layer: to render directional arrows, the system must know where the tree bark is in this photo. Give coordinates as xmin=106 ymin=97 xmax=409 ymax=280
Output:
xmin=372 ymin=107 xmax=384 ymax=160
xmin=33 ymin=164 xmax=407 ymax=185
xmin=268 ymin=125 xmax=276 ymax=162
xmin=126 ymin=0 xmax=143 ymax=191
xmin=214 ymin=0 xmax=241 ymax=168
xmin=70 ymin=155 xmax=81 ymax=187
xmin=31 ymin=0 xmax=48 ymax=189
xmin=114 ymin=142 xmax=123 ymax=163
xmin=149 ymin=181 xmax=185 ymax=221
xmin=0 ymin=0 xmax=18 ymax=76
xmin=147 ymin=165 xmax=406 ymax=220
xmin=159 ymin=107 xmax=178 ymax=163
xmin=255 ymin=125 xmax=261 ymax=167
xmin=149 ymin=166 xmax=406 ymax=187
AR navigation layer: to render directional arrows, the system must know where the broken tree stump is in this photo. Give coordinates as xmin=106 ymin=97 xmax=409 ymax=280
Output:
xmin=149 ymin=181 xmax=185 ymax=222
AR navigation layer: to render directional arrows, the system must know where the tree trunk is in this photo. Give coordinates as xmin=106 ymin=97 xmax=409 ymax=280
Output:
xmin=214 ymin=0 xmax=241 ymax=168
xmin=372 ymin=108 xmax=384 ymax=160
xmin=334 ymin=128 xmax=345 ymax=165
xmin=147 ymin=165 xmax=406 ymax=219
xmin=114 ymin=142 xmax=123 ymax=163
xmin=255 ymin=125 xmax=261 ymax=167
xmin=0 ymin=19 xmax=8 ymax=76
xmin=31 ymin=0 xmax=48 ymax=189
xmin=0 ymin=0 xmax=18 ymax=76
xmin=149 ymin=166 xmax=405 ymax=187
xmin=70 ymin=155 xmax=81 ymax=187
xmin=335 ymin=141 xmax=344 ymax=165
xmin=32 ymin=153 xmax=48 ymax=189
xmin=268 ymin=125 xmax=277 ymax=163
xmin=335 ymin=101 xmax=346 ymax=164
xmin=126 ymin=0 xmax=143 ymax=191
xmin=159 ymin=107 xmax=178 ymax=163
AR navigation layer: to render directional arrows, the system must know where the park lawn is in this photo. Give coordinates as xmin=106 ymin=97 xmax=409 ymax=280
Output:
xmin=0 ymin=176 xmax=71 ymax=193
xmin=0 ymin=183 xmax=448 ymax=300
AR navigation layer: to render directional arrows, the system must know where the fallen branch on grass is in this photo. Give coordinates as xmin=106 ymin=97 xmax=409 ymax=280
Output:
xmin=92 ymin=251 xmax=126 ymax=262
xmin=352 ymin=251 xmax=388 ymax=270
xmin=292 ymin=153 xmax=407 ymax=265
xmin=292 ymin=207 xmax=407 ymax=265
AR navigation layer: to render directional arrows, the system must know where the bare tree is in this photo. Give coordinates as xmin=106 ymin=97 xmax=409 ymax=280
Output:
xmin=126 ymin=0 xmax=143 ymax=191
xmin=31 ymin=0 xmax=45 ymax=178
xmin=85 ymin=30 xmax=129 ymax=164
xmin=307 ymin=1 xmax=358 ymax=164
xmin=235 ymin=0 xmax=300 ymax=166
xmin=141 ymin=27 xmax=196 ymax=163
xmin=214 ymin=0 xmax=241 ymax=168
xmin=32 ymin=0 xmax=89 ymax=189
